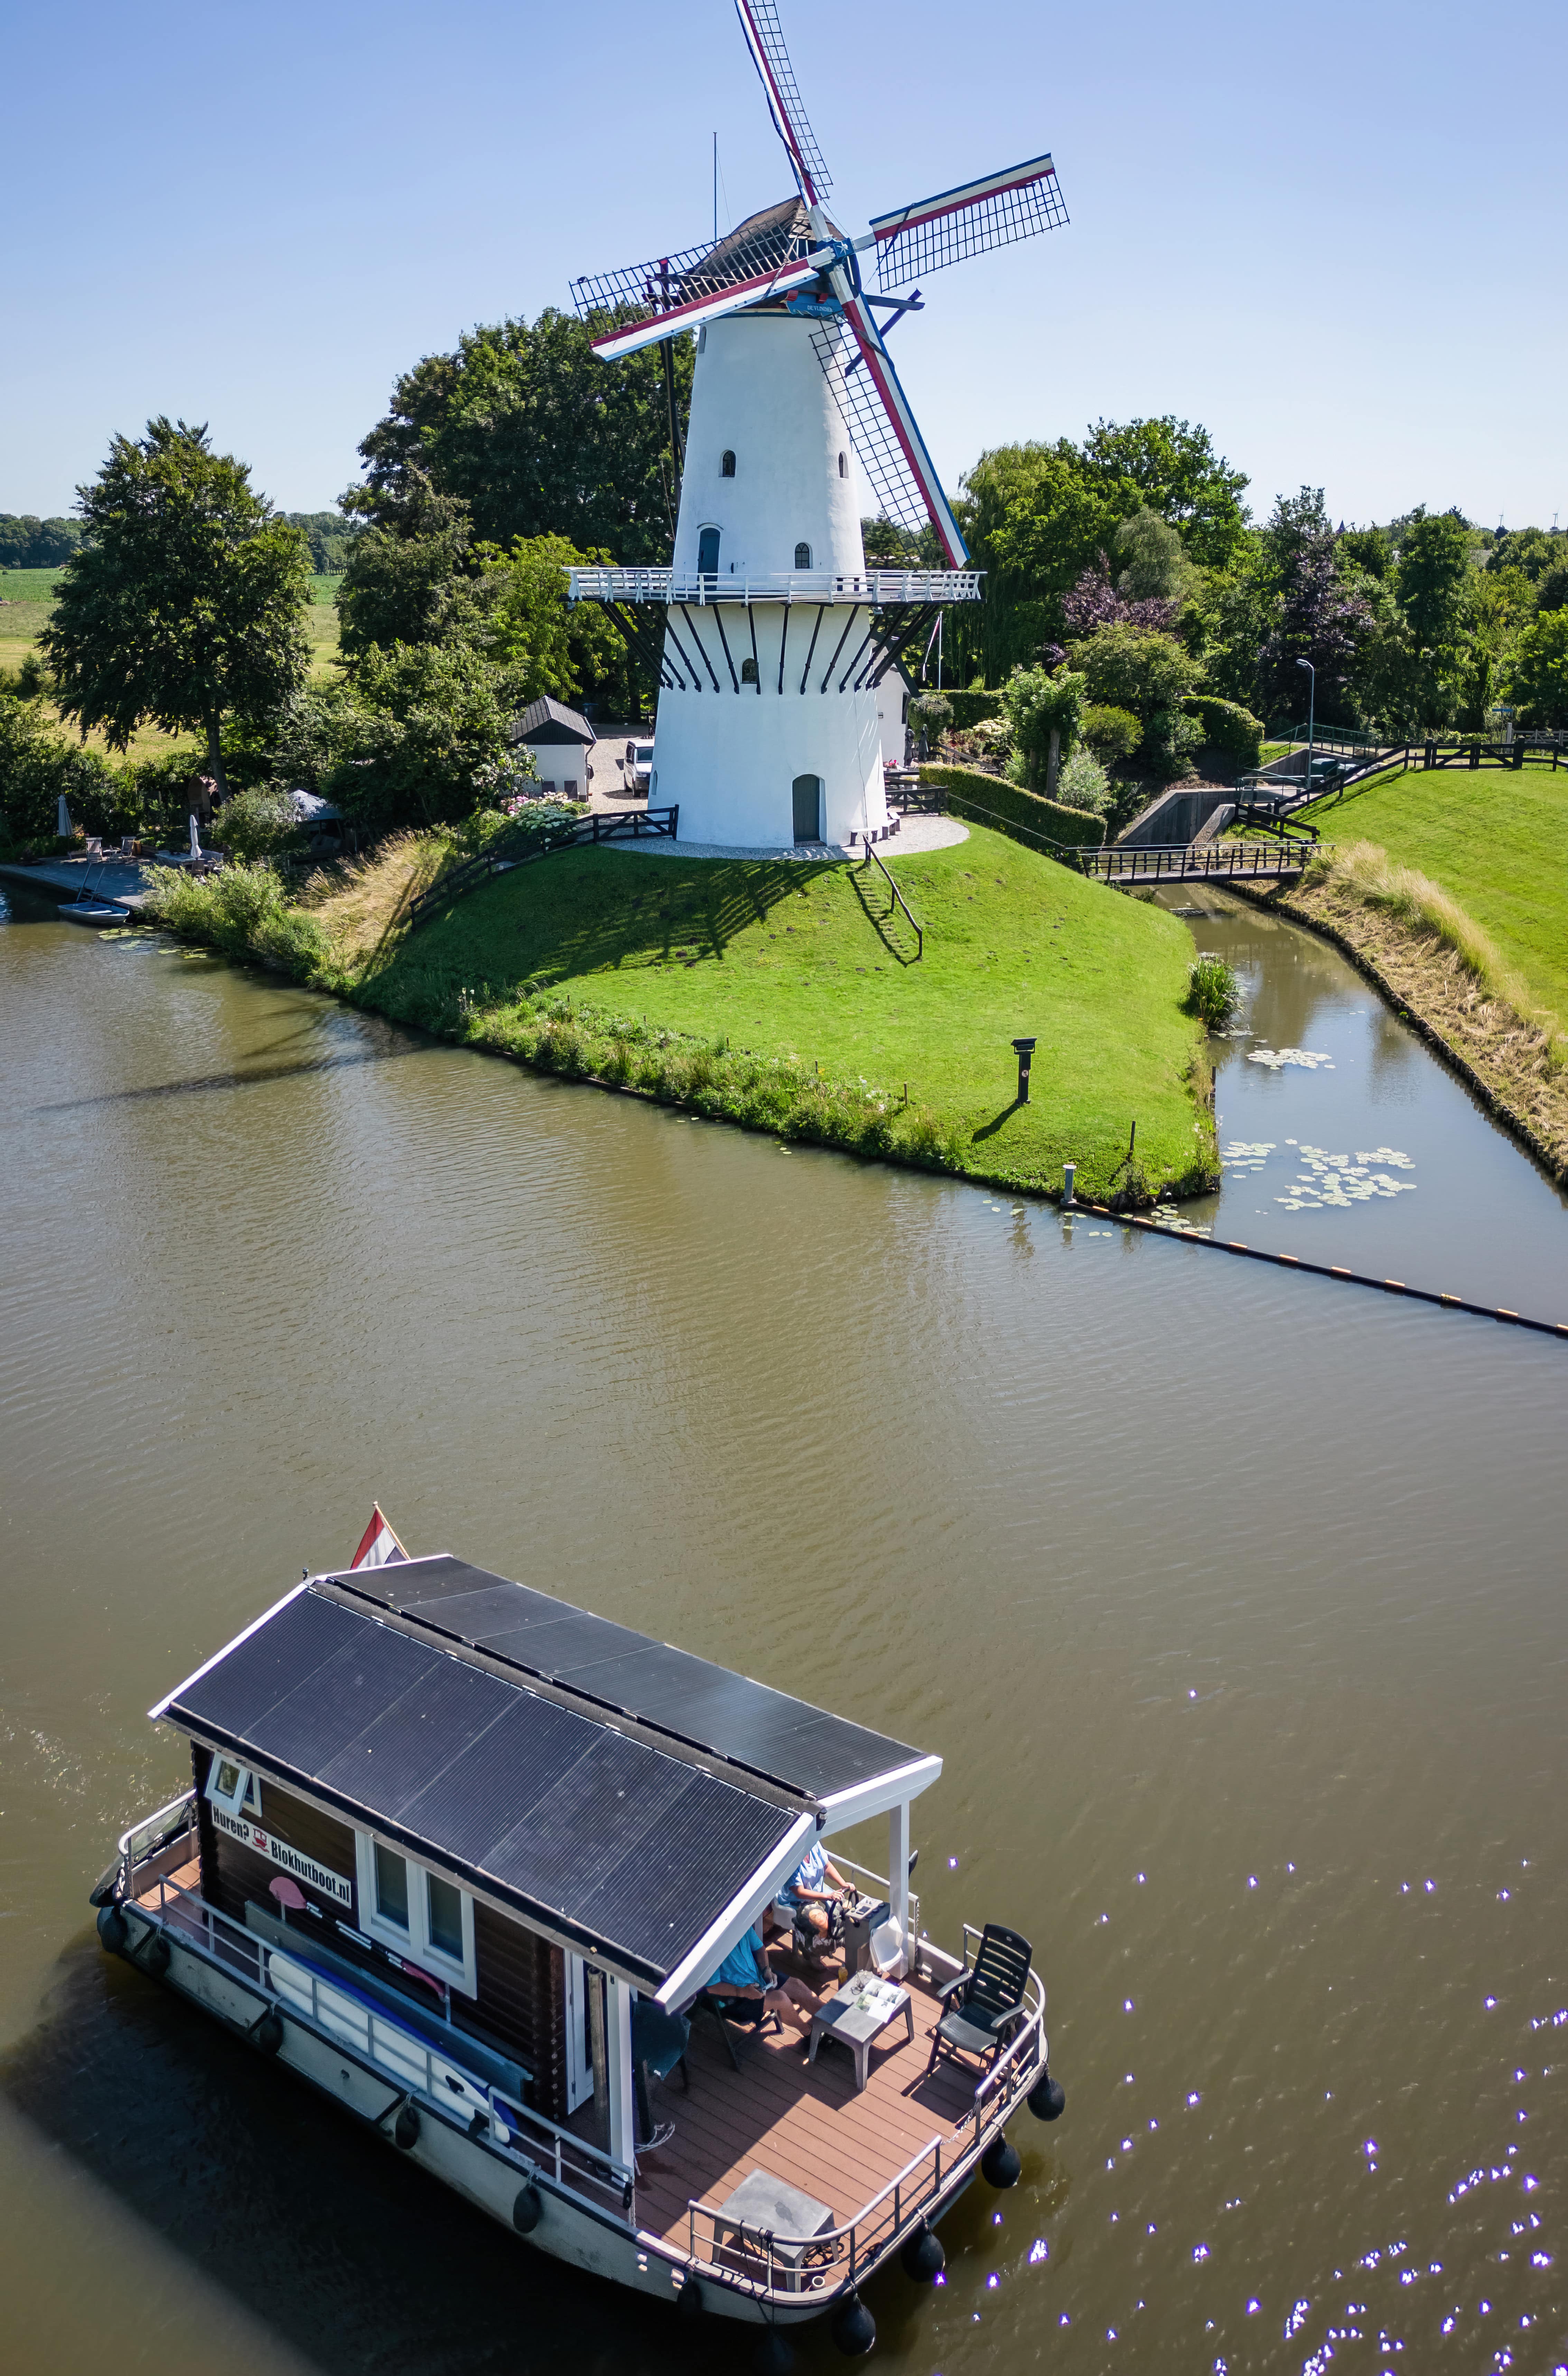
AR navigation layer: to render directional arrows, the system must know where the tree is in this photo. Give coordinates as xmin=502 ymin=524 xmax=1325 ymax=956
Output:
xmin=1395 ymin=509 xmax=1473 ymax=653
xmin=1079 ymin=417 xmax=1250 ymax=569
xmin=332 ymin=640 xmax=526 ymax=832
xmin=1508 ymin=609 xmax=1568 ymax=727
xmin=1486 ymin=526 xmax=1562 ymax=584
xmin=0 ymin=514 xmax=82 ymax=568
xmin=1114 ymin=506 xmax=1194 ymax=603
xmin=1066 ymin=622 xmax=1202 ymax=716
xmin=999 ymin=666 xmax=1085 ymax=797
xmin=41 ymin=418 xmax=309 ymax=796
xmin=957 ymin=442 xmax=1122 ymax=679
xmin=466 ymin=533 xmax=626 ymax=707
xmin=337 ymin=474 xmax=475 ymax=657
xmin=1256 ymin=489 xmax=1371 ymax=724
xmin=347 ymin=309 xmax=691 ymax=563
xmin=1337 ymin=525 xmax=1391 ymax=580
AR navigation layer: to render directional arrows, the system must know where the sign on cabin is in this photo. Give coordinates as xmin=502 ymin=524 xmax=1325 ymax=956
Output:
xmin=211 ymin=1805 xmax=353 ymax=1906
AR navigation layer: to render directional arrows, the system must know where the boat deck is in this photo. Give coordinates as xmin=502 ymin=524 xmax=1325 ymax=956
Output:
xmin=133 ymin=1864 xmax=983 ymax=2262
xmin=627 ymin=1973 xmax=977 ymax=2254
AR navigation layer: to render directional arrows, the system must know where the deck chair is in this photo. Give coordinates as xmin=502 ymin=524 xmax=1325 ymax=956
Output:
xmin=925 ymin=1924 xmax=1032 ymax=2081
xmin=688 ymin=1989 xmax=783 ymax=2071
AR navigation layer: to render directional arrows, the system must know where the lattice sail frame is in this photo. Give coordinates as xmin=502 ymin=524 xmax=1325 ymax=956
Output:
xmin=810 ymin=307 xmax=965 ymax=566
xmin=870 ymin=154 xmax=1067 ymax=289
xmin=734 ymin=0 xmax=831 ymax=199
xmin=571 ymin=200 xmax=813 ymax=326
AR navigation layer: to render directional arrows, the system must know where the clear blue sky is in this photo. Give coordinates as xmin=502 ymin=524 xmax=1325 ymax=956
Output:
xmin=6 ymin=0 xmax=1564 ymax=534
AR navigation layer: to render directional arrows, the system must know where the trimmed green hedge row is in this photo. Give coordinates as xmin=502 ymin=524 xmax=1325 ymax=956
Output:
xmin=1182 ymin=695 xmax=1264 ymax=762
xmin=926 ymin=689 xmax=1008 ymax=732
xmin=917 ymin=763 xmax=1107 ymax=851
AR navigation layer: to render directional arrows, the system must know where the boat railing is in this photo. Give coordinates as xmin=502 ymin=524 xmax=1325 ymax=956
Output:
xmin=678 ymin=1921 xmax=1046 ymax=2305
xmin=127 ymin=1859 xmax=635 ymax=2218
xmin=118 ymin=1787 xmax=198 ymax=1891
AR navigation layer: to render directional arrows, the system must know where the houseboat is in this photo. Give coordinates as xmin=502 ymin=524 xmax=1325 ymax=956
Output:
xmin=93 ymin=1542 xmax=1064 ymax=2359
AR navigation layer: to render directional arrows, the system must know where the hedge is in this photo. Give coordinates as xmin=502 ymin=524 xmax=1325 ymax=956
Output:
xmin=917 ymin=763 xmax=1106 ymax=852
xmin=1183 ymin=695 xmax=1263 ymax=763
xmin=927 ymin=689 xmax=1009 ymax=732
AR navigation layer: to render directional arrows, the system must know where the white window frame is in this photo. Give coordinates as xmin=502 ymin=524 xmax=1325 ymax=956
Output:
xmin=353 ymin=1832 xmax=477 ymax=1997
xmin=205 ymin=1756 xmax=261 ymax=1818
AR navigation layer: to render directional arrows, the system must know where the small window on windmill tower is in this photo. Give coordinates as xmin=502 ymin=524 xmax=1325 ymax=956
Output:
xmin=838 ymin=452 xmax=847 ymax=478
xmin=794 ymin=541 xmax=812 ymax=570
xmin=721 ymin=449 xmax=736 ymax=478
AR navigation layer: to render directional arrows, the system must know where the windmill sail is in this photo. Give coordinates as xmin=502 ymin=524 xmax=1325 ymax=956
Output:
xmin=574 ymin=198 xmax=825 ymax=362
xmin=734 ymin=0 xmax=831 ymax=200
xmin=870 ymin=153 xmax=1067 ymax=288
xmin=810 ymin=304 xmax=967 ymax=567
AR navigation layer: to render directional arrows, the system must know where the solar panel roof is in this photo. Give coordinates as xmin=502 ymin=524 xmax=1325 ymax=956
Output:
xmin=155 ymin=1557 xmax=937 ymax=1996
xmin=161 ymin=1586 xmax=804 ymax=1991
xmin=322 ymin=1555 xmax=925 ymax=1801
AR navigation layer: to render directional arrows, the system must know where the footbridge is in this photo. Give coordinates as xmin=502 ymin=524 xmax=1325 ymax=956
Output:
xmin=1080 ymin=837 xmax=1315 ymax=888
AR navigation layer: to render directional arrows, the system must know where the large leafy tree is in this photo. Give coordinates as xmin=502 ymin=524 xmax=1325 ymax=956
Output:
xmin=1256 ymin=488 xmax=1371 ymax=724
xmin=1508 ymin=609 xmax=1568 ymax=727
xmin=1395 ymin=508 xmax=1474 ymax=653
xmin=1079 ymin=417 xmax=1251 ymax=569
xmin=347 ymin=309 xmax=692 ymax=563
xmin=42 ymin=418 xmax=309 ymax=795
xmin=956 ymin=442 xmax=1123 ymax=679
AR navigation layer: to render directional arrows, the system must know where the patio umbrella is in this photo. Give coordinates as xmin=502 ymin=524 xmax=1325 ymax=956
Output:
xmin=57 ymin=795 xmax=73 ymax=838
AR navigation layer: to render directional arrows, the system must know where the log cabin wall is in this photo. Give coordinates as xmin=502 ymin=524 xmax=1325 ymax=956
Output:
xmin=187 ymin=1742 xmax=568 ymax=2123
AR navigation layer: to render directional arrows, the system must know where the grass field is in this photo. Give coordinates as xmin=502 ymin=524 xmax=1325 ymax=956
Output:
xmin=1301 ymin=760 xmax=1568 ymax=1026
xmin=328 ymin=823 xmax=1212 ymax=1192
xmin=1 ymin=569 xmax=341 ymax=723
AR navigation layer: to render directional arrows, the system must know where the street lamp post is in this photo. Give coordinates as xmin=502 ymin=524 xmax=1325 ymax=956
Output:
xmin=1296 ymin=657 xmax=1316 ymax=804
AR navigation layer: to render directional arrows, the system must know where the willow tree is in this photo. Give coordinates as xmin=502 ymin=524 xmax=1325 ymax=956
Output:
xmin=43 ymin=418 xmax=309 ymax=796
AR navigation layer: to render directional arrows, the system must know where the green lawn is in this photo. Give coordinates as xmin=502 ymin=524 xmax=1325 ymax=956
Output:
xmin=355 ymin=823 xmax=1211 ymax=1191
xmin=1301 ymin=760 xmax=1568 ymax=1024
xmin=2 ymin=570 xmax=339 ymax=684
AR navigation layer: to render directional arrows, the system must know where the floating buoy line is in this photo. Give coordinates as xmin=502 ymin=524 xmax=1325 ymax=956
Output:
xmin=1072 ymin=1201 xmax=1568 ymax=1340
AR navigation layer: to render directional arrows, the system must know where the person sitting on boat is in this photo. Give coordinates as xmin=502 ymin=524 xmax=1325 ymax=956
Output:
xmin=703 ymin=1924 xmax=823 ymax=2034
xmin=780 ymin=1839 xmax=852 ymax=1957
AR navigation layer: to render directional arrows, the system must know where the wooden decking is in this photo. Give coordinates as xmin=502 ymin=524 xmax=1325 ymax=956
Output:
xmin=632 ymin=1974 xmax=977 ymax=2253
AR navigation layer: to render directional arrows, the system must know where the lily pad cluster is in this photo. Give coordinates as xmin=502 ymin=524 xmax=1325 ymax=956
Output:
xmin=1275 ymin=1144 xmax=1417 ymax=1212
xmin=1246 ymin=1047 xmax=1335 ymax=1071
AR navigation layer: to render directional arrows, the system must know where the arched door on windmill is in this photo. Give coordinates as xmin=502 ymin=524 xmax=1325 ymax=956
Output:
xmin=697 ymin=526 xmax=721 ymax=577
xmin=792 ymin=774 xmax=822 ymax=845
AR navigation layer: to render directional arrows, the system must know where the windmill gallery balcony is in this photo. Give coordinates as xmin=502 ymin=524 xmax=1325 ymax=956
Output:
xmin=566 ymin=567 xmax=981 ymax=606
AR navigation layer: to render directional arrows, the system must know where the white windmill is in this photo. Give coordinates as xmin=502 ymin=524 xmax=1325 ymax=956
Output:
xmin=567 ymin=0 xmax=1068 ymax=851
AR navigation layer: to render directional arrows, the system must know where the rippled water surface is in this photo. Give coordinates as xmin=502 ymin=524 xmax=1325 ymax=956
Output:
xmin=1 ymin=893 xmax=1565 ymax=2376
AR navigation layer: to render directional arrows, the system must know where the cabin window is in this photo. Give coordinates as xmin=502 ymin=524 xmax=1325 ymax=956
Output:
xmin=374 ymin=1841 xmax=410 ymax=1931
xmin=205 ymin=1756 xmax=261 ymax=1818
xmin=355 ymin=1833 xmax=478 ymax=1994
xmin=838 ymin=452 xmax=847 ymax=478
xmin=740 ymin=657 xmax=758 ymax=683
xmin=794 ymin=541 xmax=812 ymax=569
xmin=720 ymin=449 xmax=736 ymax=477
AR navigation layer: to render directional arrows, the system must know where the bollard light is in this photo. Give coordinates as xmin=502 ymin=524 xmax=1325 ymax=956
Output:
xmin=1011 ymin=1036 xmax=1037 ymax=1105
xmin=1063 ymin=1160 xmax=1077 ymax=1207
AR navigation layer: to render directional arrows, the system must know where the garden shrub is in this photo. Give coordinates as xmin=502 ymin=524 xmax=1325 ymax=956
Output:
xmin=216 ymin=787 xmax=308 ymax=864
xmin=1185 ymin=953 xmax=1240 ymax=1027
xmin=1183 ymin=695 xmax=1264 ymax=763
xmin=1055 ymin=746 xmax=1111 ymax=814
xmin=1144 ymin=706 xmax=1206 ymax=781
xmin=1080 ymin=703 xmax=1141 ymax=763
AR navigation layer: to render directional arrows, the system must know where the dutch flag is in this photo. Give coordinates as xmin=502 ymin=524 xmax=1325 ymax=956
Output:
xmin=349 ymin=1504 xmax=409 ymax=1570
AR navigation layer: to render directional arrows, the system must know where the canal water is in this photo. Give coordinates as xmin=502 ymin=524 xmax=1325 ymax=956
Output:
xmin=1 ymin=885 xmax=1564 ymax=2376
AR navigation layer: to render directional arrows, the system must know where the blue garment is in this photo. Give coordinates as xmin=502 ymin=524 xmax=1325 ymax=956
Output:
xmin=780 ymin=1841 xmax=828 ymax=1906
xmin=706 ymin=1925 xmax=765 ymax=1993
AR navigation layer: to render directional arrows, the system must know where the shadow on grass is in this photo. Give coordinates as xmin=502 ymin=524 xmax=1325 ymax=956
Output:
xmin=846 ymin=861 xmax=921 ymax=966
xmin=362 ymin=851 xmax=844 ymax=1003
xmin=970 ymin=1100 xmax=1024 ymax=1144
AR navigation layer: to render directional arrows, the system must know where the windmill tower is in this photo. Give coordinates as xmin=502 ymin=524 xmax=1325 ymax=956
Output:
xmin=568 ymin=0 xmax=1068 ymax=851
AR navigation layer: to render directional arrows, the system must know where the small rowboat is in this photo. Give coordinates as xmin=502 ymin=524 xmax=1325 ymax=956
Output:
xmin=57 ymin=899 xmax=123 ymax=926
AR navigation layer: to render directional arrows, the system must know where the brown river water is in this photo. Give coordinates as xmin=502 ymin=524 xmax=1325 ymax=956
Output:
xmin=1 ymin=881 xmax=1565 ymax=2376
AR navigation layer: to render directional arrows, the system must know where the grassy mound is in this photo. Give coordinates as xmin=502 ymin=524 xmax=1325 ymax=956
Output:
xmin=1300 ymin=760 xmax=1568 ymax=1029
xmin=303 ymin=822 xmax=1214 ymax=1198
